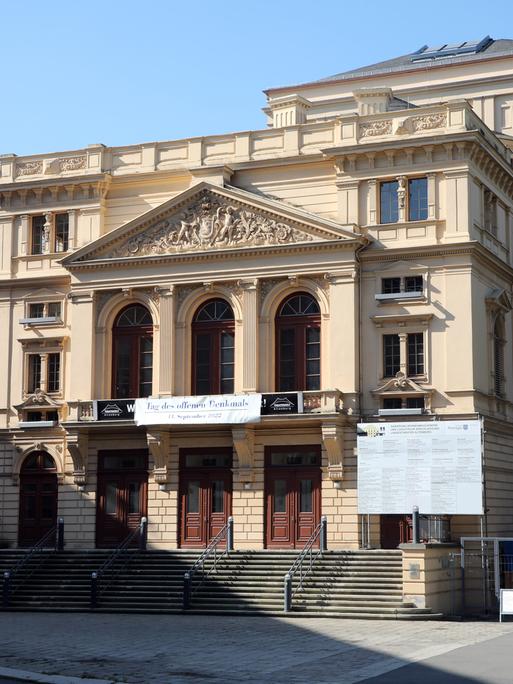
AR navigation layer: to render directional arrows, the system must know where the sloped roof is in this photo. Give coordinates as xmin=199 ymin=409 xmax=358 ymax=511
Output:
xmin=266 ymin=38 xmax=513 ymax=93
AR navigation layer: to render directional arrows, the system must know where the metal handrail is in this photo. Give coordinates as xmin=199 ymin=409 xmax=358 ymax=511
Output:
xmin=2 ymin=518 xmax=64 ymax=607
xmin=183 ymin=516 xmax=234 ymax=609
xmin=284 ymin=515 xmax=327 ymax=612
xmin=90 ymin=517 xmax=147 ymax=608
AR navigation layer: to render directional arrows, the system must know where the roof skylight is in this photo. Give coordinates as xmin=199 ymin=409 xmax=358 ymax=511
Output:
xmin=412 ymin=36 xmax=493 ymax=62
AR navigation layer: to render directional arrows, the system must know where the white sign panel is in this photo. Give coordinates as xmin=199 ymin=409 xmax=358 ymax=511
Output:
xmin=357 ymin=420 xmax=482 ymax=515
xmin=134 ymin=394 xmax=262 ymax=426
xmin=500 ymin=589 xmax=513 ymax=621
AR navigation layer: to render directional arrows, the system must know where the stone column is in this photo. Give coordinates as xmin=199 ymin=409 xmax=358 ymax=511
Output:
xmin=241 ymin=279 xmax=259 ymax=393
xmin=399 ymin=332 xmax=408 ymax=375
xmin=43 ymin=212 xmax=53 ymax=254
xmin=158 ymin=287 xmax=175 ymax=396
xmin=39 ymin=353 xmax=48 ymax=392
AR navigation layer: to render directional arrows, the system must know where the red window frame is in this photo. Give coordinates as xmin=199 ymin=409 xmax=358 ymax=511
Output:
xmin=112 ymin=305 xmax=153 ymax=399
xmin=191 ymin=299 xmax=235 ymax=395
xmin=275 ymin=293 xmax=321 ymax=392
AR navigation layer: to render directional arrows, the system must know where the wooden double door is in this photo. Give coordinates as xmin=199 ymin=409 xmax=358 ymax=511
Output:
xmin=179 ymin=448 xmax=232 ymax=548
xmin=18 ymin=451 xmax=58 ymax=547
xmin=96 ymin=450 xmax=148 ymax=548
xmin=265 ymin=446 xmax=321 ymax=549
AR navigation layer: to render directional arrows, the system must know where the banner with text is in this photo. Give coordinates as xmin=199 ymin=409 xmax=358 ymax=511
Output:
xmin=134 ymin=394 xmax=262 ymax=426
xmin=357 ymin=420 xmax=482 ymax=515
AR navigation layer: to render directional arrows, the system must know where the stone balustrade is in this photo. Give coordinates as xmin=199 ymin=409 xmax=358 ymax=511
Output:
xmin=1 ymin=101 xmax=501 ymax=188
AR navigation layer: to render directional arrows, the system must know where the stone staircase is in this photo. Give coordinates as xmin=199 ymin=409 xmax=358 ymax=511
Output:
xmin=187 ymin=550 xmax=438 ymax=619
xmin=0 ymin=548 xmax=439 ymax=619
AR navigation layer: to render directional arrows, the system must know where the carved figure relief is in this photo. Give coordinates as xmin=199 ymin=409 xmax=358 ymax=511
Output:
xmin=359 ymin=120 xmax=393 ymax=138
xmin=107 ymin=192 xmax=315 ymax=258
xmin=16 ymin=161 xmax=43 ymax=177
xmin=59 ymin=156 xmax=86 ymax=172
xmin=411 ymin=113 xmax=447 ymax=132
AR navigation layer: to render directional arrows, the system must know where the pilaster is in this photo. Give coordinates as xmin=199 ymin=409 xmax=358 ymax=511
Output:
xmin=157 ymin=287 xmax=175 ymax=396
xmin=241 ymin=279 xmax=259 ymax=392
xmin=68 ymin=291 xmax=95 ymax=400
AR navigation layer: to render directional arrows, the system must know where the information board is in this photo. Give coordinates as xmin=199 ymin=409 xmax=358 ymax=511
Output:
xmin=357 ymin=420 xmax=482 ymax=515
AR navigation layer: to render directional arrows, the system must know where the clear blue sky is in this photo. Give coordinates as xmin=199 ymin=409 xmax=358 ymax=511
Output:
xmin=3 ymin=0 xmax=513 ymax=156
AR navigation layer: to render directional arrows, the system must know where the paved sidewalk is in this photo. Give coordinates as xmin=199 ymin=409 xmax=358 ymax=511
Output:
xmin=1 ymin=613 xmax=513 ymax=683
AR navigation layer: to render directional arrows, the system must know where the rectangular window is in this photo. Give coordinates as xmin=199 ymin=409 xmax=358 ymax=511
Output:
xmin=47 ymin=353 xmax=61 ymax=392
xmin=407 ymin=333 xmax=424 ymax=376
xmin=27 ymin=302 xmax=61 ymax=320
xmin=383 ymin=334 xmax=400 ymax=377
xmin=54 ymin=214 xmax=69 ymax=252
xmin=382 ymin=277 xmax=401 ymax=294
xmin=380 ymin=180 xmax=399 ymax=224
xmin=383 ymin=397 xmax=403 ymax=409
xmin=408 ymin=177 xmax=428 ymax=221
xmin=404 ymin=275 xmax=423 ymax=293
xmin=406 ymin=397 xmax=425 ymax=409
xmin=27 ymin=355 xmax=41 ymax=393
xmin=31 ymin=216 xmax=45 ymax=255
xmin=28 ymin=303 xmax=45 ymax=318
xmin=47 ymin=302 xmax=61 ymax=318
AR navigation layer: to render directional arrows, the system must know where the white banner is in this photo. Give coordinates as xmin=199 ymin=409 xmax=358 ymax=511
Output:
xmin=357 ymin=420 xmax=482 ymax=515
xmin=134 ymin=394 xmax=262 ymax=426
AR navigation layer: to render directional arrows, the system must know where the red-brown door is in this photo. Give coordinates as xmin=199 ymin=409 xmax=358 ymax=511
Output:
xmin=96 ymin=450 xmax=148 ymax=548
xmin=265 ymin=446 xmax=321 ymax=549
xmin=179 ymin=448 xmax=232 ymax=548
xmin=380 ymin=515 xmax=412 ymax=549
xmin=18 ymin=451 xmax=58 ymax=547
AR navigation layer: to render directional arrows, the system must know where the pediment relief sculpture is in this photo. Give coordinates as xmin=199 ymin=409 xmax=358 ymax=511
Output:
xmin=14 ymin=388 xmax=62 ymax=412
xmin=107 ymin=192 xmax=316 ymax=258
xmin=372 ymin=372 xmax=431 ymax=396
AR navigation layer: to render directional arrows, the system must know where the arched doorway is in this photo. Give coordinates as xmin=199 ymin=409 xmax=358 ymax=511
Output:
xmin=18 ymin=451 xmax=58 ymax=547
xmin=112 ymin=304 xmax=153 ymax=399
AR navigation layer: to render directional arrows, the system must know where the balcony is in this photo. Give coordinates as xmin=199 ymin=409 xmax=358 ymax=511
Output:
xmin=66 ymin=390 xmax=344 ymax=424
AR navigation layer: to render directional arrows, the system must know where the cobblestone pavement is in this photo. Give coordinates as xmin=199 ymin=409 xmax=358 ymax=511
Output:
xmin=1 ymin=613 xmax=513 ymax=684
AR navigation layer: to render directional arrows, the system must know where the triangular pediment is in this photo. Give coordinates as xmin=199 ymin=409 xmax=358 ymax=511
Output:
xmin=486 ymin=288 xmax=513 ymax=313
xmin=62 ymin=182 xmax=363 ymax=266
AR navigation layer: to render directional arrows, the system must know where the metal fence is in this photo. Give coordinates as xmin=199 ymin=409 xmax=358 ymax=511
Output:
xmin=448 ymin=537 xmax=513 ymax=617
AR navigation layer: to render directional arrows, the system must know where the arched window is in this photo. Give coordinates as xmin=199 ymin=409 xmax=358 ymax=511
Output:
xmin=275 ymin=293 xmax=321 ymax=391
xmin=192 ymin=299 xmax=234 ymax=395
xmin=494 ymin=316 xmax=505 ymax=397
xmin=112 ymin=304 xmax=153 ymax=398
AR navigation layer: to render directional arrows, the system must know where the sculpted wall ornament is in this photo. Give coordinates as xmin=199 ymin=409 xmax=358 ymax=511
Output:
xmin=16 ymin=161 xmax=43 ymax=177
xmin=107 ymin=192 xmax=314 ymax=258
xmin=411 ymin=113 xmax=447 ymax=132
xmin=359 ymin=120 xmax=393 ymax=138
xmin=59 ymin=156 xmax=86 ymax=172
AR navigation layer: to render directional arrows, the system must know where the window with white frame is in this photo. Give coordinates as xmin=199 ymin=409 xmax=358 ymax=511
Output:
xmin=379 ymin=176 xmax=428 ymax=224
xmin=381 ymin=275 xmax=423 ymax=295
xmin=25 ymin=351 xmax=62 ymax=395
xmin=30 ymin=213 xmax=69 ymax=255
xmin=22 ymin=301 xmax=62 ymax=325
xmin=383 ymin=332 xmax=424 ymax=378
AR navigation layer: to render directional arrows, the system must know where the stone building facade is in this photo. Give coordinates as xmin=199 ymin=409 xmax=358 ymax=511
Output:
xmin=2 ymin=37 xmax=513 ymax=551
